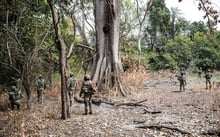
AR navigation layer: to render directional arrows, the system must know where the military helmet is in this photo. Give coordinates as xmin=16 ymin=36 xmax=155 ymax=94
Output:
xmin=84 ymin=74 xmax=91 ymax=80
xmin=180 ymin=71 xmax=185 ymax=75
xmin=207 ymin=69 xmax=210 ymax=72
xmin=70 ymin=72 xmax=74 ymax=77
xmin=11 ymin=86 xmax=16 ymax=90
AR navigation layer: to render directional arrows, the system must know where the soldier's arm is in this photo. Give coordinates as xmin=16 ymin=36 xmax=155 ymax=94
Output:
xmin=79 ymin=89 xmax=83 ymax=97
xmin=91 ymin=83 xmax=97 ymax=92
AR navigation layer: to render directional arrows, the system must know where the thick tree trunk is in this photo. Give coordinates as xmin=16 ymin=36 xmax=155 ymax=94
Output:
xmin=47 ymin=0 xmax=70 ymax=119
xmin=92 ymin=0 xmax=124 ymax=94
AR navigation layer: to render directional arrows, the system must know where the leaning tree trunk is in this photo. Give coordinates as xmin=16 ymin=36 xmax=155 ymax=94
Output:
xmin=92 ymin=0 xmax=125 ymax=95
xmin=47 ymin=0 xmax=70 ymax=119
xmin=22 ymin=76 xmax=31 ymax=109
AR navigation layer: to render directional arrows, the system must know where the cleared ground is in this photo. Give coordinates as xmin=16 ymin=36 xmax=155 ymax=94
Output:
xmin=0 ymin=71 xmax=219 ymax=137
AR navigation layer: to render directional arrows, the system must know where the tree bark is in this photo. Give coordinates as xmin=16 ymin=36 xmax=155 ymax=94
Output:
xmin=92 ymin=0 xmax=124 ymax=94
xmin=23 ymin=76 xmax=31 ymax=109
xmin=47 ymin=0 xmax=70 ymax=119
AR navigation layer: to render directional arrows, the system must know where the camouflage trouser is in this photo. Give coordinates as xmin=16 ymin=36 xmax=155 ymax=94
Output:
xmin=37 ymin=88 xmax=44 ymax=103
xmin=179 ymin=79 xmax=186 ymax=91
xmin=83 ymin=93 xmax=92 ymax=115
xmin=68 ymin=89 xmax=73 ymax=106
xmin=206 ymin=79 xmax=211 ymax=89
xmin=10 ymin=100 xmax=21 ymax=110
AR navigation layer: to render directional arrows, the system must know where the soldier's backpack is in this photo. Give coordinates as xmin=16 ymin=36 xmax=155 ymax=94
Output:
xmin=69 ymin=77 xmax=76 ymax=89
xmin=81 ymin=80 xmax=92 ymax=93
xmin=14 ymin=91 xmax=21 ymax=100
xmin=177 ymin=75 xmax=183 ymax=81
xmin=37 ymin=79 xmax=45 ymax=89
xmin=205 ymin=73 xmax=212 ymax=79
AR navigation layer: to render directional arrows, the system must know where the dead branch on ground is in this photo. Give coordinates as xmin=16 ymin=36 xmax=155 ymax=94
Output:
xmin=136 ymin=124 xmax=191 ymax=135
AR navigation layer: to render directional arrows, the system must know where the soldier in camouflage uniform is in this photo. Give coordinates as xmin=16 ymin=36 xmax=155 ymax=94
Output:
xmin=198 ymin=67 xmax=202 ymax=79
xmin=79 ymin=74 xmax=96 ymax=115
xmin=36 ymin=75 xmax=46 ymax=103
xmin=177 ymin=68 xmax=186 ymax=91
xmin=9 ymin=85 xmax=22 ymax=110
xmin=67 ymin=72 xmax=76 ymax=106
xmin=205 ymin=69 xmax=212 ymax=89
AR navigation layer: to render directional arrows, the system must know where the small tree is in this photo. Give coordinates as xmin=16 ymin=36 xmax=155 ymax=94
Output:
xmin=0 ymin=0 xmax=51 ymax=108
xmin=47 ymin=0 xmax=71 ymax=119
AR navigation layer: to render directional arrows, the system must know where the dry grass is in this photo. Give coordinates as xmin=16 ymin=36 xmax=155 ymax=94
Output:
xmin=0 ymin=93 xmax=9 ymax=111
xmin=123 ymin=66 xmax=151 ymax=88
xmin=45 ymin=105 xmax=60 ymax=120
xmin=46 ymin=84 xmax=61 ymax=100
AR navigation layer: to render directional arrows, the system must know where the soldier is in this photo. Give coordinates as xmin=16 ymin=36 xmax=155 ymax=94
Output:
xmin=36 ymin=75 xmax=46 ymax=103
xmin=177 ymin=68 xmax=186 ymax=91
xmin=205 ymin=69 xmax=212 ymax=89
xmin=67 ymin=72 xmax=76 ymax=106
xmin=79 ymin=74 xmax=96 ymax=115
xmin=198 ymin=67 xmax=202 ymax=79
xmin=9 ymin=85 xmax=22 ymax=110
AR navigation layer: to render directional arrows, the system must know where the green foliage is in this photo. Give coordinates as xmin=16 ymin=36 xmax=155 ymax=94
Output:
xmin=0 ymin=0 xmax=52 ymax=92
xmin=192 ymin=32 xmax=220 ymax=70
xmin=145 ymin=0 xmax=171 ymax=47
xmin=187 ymin=21 xmax=208 ymax=39
xmin=148 ymin=52 xmax=177 ymax=70
xmin=146 ymin=31 xmax=220 ymax=71
xmin=165 ymin=35 xmax=193 ymax=69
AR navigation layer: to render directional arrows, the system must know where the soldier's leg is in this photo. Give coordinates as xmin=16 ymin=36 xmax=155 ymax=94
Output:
xmin=84 ymin=97 xmax=89 ymax=115
xmin=88 ymin=96 xmax=92 ymax=114
xmin=69 ymin=91 xmax=73 ymax=106
xmin=14 ymin=101 xmax=20 ymax=110
xmin=179 ymin=82 xmax=182 ymax=91
xmin=42 ymin=89 xmax=44 ymax=103
xmin=206 ymin=80 xmax=208 ymax=89
xmin=10 ymin=100 xmax=15 ymax=110
xmin=39 ymin=90 xmax=42 ymax=103
xmin=39 ymin=89 xmax=43 ymax=103
xmin=183 ymin=80 xmax=186 ymax=91
xmin=37 ymin=89 xmax=40 ymax=102
xmin=208 ymin=80 xmax=211 ymax=90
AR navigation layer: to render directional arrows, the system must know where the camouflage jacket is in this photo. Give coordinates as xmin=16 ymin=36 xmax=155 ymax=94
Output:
xmin=68 ymin=76 xmax=76 ymax=90
xmin=36 ymin=78 xmax=46 ymax=90
xmin=80 ymin=80 xmax=95 ymax=97
xmin=10 ymin=87 xmax=22 ymax=101
xmin=205 ymin=72 xmax=212 ymax=79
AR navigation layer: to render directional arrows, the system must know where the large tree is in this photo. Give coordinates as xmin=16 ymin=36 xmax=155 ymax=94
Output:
xmin=92 ymin=0 xmax=125 ymax=95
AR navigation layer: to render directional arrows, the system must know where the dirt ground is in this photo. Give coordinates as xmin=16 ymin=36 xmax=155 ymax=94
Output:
xmin=0 ymin=71 xmax=220 ymax=137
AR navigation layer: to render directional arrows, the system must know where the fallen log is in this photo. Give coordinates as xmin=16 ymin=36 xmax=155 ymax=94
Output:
xmin=136 ymin=124 xmax=191 ymax=135
xmin=73 ymin=95 xmax=114 ymax=106
xmin=115 ymin=99 xmax=148 ymax=107
xmin=74 ymin=95 xmax=148 ymax=108
xmin=142 ymin=108 xmax=161 ymax=114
